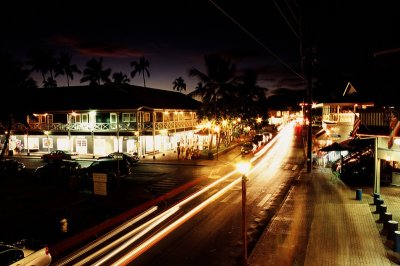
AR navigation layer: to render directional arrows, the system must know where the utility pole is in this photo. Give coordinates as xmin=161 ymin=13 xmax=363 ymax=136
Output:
xmin=306 ymin=50 xmax=313 ymax=173
xmin=299 ymin=7 xmax=313 ymax=173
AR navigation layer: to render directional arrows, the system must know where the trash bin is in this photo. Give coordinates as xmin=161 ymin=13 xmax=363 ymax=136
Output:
xmin=383 ymin=212 xmax=393 ymax=235
xmin=395 ymin=231 xmax=400 ymax=252
xmin=388 ymin=220 xmax=398 ymax=241
xmin=373 ymin=193 xmax=380 ymax=205
xmin=378 ymin=205 xmax=387 ymax=223
xmin=375 ymin=198 xmax=384 ymax=213
xmin=356 ymin=189 xmax=362 ymax=201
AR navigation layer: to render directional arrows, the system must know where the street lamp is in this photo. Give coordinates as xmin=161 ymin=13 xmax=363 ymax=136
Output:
xmin=236 ymin=161 xmax=251 ymax=266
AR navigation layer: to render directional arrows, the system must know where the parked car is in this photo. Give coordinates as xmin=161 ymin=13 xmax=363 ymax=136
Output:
xmin=252 ymin=134 xmax=265 ymax=147
xmin=0 ymin=239 xmax=51 ymax=266
xmin=241 ymin=142 xmax=256 ymax=155
xmin=262 ymin=131 xmax=272 ymax=142
xmin=98 ymin=152 xmax=139 ymax=165
xmin=41 ymin=150 xmax=75 ymax=162
xmin=78 ymin=158 xmax=131 ymax=180
xmin=34 ymin=160 xmax=81 ymax=181
xmin=0 ymin=159 xmax=25 ymax=177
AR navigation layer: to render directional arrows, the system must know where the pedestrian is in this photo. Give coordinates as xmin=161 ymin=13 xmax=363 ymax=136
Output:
xmin=177 ymin=143 xmax=181 ymax=159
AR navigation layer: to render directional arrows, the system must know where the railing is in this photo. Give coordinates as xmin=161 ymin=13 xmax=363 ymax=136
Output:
xmin=323 ymin=113 xmax=356 ymax=123
xmin=24 ymin=119 xmax=198 ymax=133
xmin=141 ymin=120 xmax=197 ymax=131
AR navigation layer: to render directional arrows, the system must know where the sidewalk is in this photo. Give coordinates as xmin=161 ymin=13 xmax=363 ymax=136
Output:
xmin=248 ymin=166 xmax=400 ymax=266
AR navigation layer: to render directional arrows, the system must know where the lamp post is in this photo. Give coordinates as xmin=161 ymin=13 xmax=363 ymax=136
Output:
xmin=237 ymin=162 xmax=251 ymax=266
xmin=214 ymin=125 xmax=220 ymax=160
xmin=26 ymin=132 xmax=30 ymax=156
xmin=206 ymin=121 xmax=213 ymax=160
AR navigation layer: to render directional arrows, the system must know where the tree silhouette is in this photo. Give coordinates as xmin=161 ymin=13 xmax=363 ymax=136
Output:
xmin=0 ymin=52 xmax=36 ymax=158
xmin=43 ymin=77 xmax=57 ymax=88
xmin=112 ymin=72 xmax=130 ymax=85
xmin=189 ymin=54 xmax=238 ymax=119
xmin=172 ymin=76 xmax=186 ymax=93
xmin=236 ymin=69 xmax=268 ymax=120
xmin=130 ymin=56 xmax=150 ymax=87
xmin=80 ymin=57 xmax=111 ymax=86
xmin=55 ymin=52 xmax=81 ymax=87
xmin=26 ymin=47 xmax=57 ymax=87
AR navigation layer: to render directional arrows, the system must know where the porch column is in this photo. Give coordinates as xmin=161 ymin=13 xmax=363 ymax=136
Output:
xmin=374 ymin=137 xmax=380 ymax=194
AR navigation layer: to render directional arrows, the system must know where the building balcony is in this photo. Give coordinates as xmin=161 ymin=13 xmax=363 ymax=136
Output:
xmin=323 ymin=113 xmax=356 ymax=125
xmin=24 ymin=119 xmax=198 ymax=133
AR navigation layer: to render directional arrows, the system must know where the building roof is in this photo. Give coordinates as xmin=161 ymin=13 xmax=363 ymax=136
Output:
xmin=22 ymin=84 xmax=201 ymax=113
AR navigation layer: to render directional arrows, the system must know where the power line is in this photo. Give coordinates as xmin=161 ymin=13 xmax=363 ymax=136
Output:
xmin=273 ymin=0 xmax=299 ymax=39
xmin=374 ymin=47 xmax=400 ymax=57
xmin=209 ymin=0 xmax=305 ymax=81
xmin=284 ymin=0 xmax=299 ymax=26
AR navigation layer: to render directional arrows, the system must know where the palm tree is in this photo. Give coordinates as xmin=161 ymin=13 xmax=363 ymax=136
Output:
xmin=130 ymin=56 xmax=150 ymax=87
xmin=189 ymin=54 xmax=238 ymax=159
xmin=55 ymin=52 xmax=81 ymax=87
xmin=80 ymin=57 xmax=111 ymax=86
xmin=189 ymin=54 xmax=238 ymax=119
xmin=0 ymin=52 xmax=37 ymax=92
xmin=112 ymin=72 xmax=130 ymax=85
xmin=236 ymin=69 xmax=268 ymax=120
xmin=26 ymin=47 xmax=57 ymax=87
xmin=172 ymin=77 xmax=186 ymax=93
xmin=0 ymin=52 xmax=36 ymax=159
xmin=43 ymin=77 xmax=57 ymax=88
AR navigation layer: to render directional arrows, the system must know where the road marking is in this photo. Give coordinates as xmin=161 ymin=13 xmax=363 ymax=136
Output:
xmin=221 ymin=192 xmax=237 ymax=203
xmin=257 ymin=193 xmax=272 ymax=207
xmin=284 ymin=164 xmax=291 ymax=170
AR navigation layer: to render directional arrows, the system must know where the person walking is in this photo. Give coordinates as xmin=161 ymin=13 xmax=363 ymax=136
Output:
xmin=177 ymin=143 xmax=181 ymax=159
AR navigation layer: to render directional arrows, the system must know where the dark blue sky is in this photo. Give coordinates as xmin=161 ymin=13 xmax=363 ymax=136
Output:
xmin=2 ymin=0 xmax=399 ymax=98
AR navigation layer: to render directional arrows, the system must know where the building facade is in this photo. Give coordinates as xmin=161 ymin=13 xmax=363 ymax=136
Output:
xmin=1 ymin=85 xmax=203 ymax=158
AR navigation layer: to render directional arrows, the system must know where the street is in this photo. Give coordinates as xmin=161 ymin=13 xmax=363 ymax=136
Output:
xmin=0 ymin=123 xmax=305 ymax=265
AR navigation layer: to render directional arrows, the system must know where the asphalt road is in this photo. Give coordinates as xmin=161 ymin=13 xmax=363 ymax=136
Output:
xmin=129 ymin=127 xmax=304 ymax=266
xmin=0 ymin=125 xmax=303 ymax=265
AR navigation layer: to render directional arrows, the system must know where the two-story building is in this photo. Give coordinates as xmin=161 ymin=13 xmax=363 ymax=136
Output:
xmin=356 ymin=106 xmax=400 ymax=190
xmin=3 ymin=84 xmax=202 ymax=158
xmin=313 ymin=100 xmax=374 ymax=149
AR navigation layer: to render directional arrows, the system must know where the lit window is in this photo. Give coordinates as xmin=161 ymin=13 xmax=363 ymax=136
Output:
xmin=122 ymin=113 xmax=136 ymax=122
xmin=143 ymin=113 xmax=150 ymax=122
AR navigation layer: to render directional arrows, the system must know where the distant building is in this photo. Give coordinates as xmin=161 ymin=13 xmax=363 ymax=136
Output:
xmin=1 ymin=84 xmax=203 ymax=158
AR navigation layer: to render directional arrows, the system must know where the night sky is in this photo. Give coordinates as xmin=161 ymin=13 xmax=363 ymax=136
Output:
xmin=1 ymin=0 xmax=399 ymax=100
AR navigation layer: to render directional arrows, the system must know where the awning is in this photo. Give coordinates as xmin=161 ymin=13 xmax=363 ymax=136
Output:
xmin=320 ymin=142 xmax=349 ymax=152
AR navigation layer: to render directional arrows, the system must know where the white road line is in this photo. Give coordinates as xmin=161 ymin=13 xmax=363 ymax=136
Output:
xmin=221 ymin=192 xmax=237 ymax=203
xmin=257 ymin=193 xmax=272 ymax=207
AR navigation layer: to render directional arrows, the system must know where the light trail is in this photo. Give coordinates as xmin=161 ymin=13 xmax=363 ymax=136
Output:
xmin=54 ymin=206 xmax=158 ymax=266
xmin=91 ymin=206 xmax=180 ymax=266
xmin=110 ymin=175 xmax=244 ymax=266
xmin=107 ymin=123 xmax=295 ymax=265
xmin=67 ymin=123 xmax=295 ymax=265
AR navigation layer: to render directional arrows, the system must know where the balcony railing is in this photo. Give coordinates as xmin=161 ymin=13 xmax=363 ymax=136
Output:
xmin=24 ymin=119 xmax=197 ymax=133
xmin=323 ymin=113 xmax=356 ymax=124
